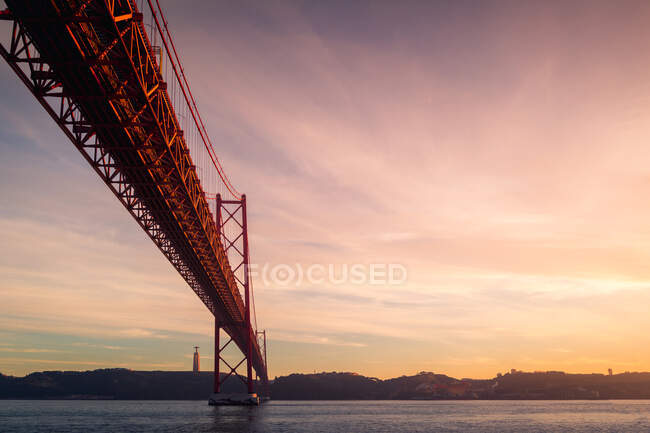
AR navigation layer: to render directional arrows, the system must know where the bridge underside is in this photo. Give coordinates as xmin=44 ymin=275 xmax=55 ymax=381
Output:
xmin=0 ymin=0 xmax=266 ymax=384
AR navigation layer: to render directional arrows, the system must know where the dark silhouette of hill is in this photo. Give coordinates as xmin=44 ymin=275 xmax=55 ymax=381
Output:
xmin=3 ymin=369 xmax=650 ymax=400
xmin=494 ymin=371 xmax=650 ymax=399
xmin=0 ymin=369 xmax=246 ymax=399
xmin=271 ymin=372 xmax=460 ymax=400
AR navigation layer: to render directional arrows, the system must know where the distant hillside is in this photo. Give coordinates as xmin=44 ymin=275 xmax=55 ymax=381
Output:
xmin=0 ymin=369 xmax=247 ymax=400
xmin=271 ymin=371 xmax=461 ymax=400
xmin=3 ymin=369 xmax=650 ymax=400
xmin=493 ymin=371 xmax=650 ymax=399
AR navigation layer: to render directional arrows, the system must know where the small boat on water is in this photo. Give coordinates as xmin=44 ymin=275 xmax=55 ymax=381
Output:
xmin=208 ymin=393 xmax=260 ymax=406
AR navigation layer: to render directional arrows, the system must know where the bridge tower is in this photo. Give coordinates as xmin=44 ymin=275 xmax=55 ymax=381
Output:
xmin=211 ymin=194 xmax=268 ymax=405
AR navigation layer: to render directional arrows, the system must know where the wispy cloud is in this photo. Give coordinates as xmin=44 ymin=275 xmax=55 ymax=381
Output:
xmin=0 ymin=348 xmax=64 ymax=353
xmin=119 ymin=329 xmax=169 ymax=340
xmin=70 ymin=343 xmax=124 ymax=351
xmin=0 ymin=357 xmax=185 ymax=371
xmin=271 ymin=331 xmax=367 ymax=348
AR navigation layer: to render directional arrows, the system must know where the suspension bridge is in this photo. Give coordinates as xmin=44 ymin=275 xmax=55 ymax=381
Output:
xmin=0 ymin=0 xmax=267 ymax=404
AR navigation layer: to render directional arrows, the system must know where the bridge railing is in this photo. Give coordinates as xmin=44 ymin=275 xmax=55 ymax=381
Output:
xmin=129 ymin=0 xmax=257 ymax=317
xmin=133 ymin=0 xmax=241 ymax=204
xmin=132 ymin=0 xmax=260 ymax=318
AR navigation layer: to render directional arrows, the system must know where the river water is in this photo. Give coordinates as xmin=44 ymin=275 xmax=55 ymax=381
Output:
xmin=2 ymin=399 xmax=650 ymax=432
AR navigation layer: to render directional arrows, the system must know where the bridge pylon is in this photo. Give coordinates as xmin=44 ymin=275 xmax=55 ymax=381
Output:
xmin=210 ymin=194 xmax=268 ymax=405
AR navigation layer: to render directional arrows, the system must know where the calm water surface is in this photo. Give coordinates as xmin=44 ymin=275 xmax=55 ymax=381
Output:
xmin=2 ymin=400 xmax=650 ymax=432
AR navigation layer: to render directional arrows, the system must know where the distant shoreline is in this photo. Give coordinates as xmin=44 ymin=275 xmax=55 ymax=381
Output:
xmin=4 ymin=398 xmax=650 ymax=401
xmin=4 ymin=369 xmax=650 ymax=400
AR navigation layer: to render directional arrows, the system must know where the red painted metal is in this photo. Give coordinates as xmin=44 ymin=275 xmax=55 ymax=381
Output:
xmin=256 ymin=329 xmax=269 ymax=397
xmin=241 ymin=195 xmax=254 ymax=394
xmin=214 ymin=194 xmax=268 ymax=395
xmin=214 ymin=317 xmax=220 ymax=393
xmin=0 ymin=0 xmax=267 ymax=391
xmin=144 ymin=0 xmax=240 ymax=200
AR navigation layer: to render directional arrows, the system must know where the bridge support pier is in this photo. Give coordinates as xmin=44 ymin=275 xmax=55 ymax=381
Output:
xmin=210 ymin=316 xmax=259 ymax=405
xmin=210 ymin=194 xmax=262 ymax=405
xmin=241 ymin=195 xmax=254 ymax=396
xmin=214 ymin=318 xmax=220 ymax=394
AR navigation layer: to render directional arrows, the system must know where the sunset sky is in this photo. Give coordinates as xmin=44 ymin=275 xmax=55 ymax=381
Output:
xmin=3 ymin=0 xmax=650 ymax=379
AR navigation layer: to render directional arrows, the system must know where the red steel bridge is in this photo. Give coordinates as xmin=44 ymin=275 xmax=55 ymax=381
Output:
xmin=0 ymin=0 xmax=268 ymax=398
